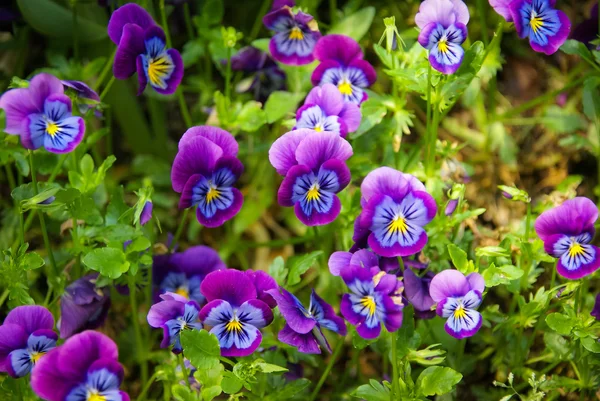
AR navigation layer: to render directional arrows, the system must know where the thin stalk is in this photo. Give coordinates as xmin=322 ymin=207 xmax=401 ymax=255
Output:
xmin=170 ymin=208 xmax=190 ymax=252
xmin=159 ymin=0 xmax=173 ymax=47
xmin=329 ymin=0 xmax=337 ymax=25
xmin=391 ymin=333 xmax=399 ymax=400
xmin=177 ymin=90 xmax=193 ymax=127
xmin=29 ymin=151 xmax=58 ymax=276
xmin=425 ymin=63 xmax=432 ymax=172
xmin=475 ymin=0 xmax=489 ymax=44
xmin=524 ymin=202 xmax=531 ymax=240
xmin=178 ymin=354 xmax=192 ymax=390
xmin=426 ymin=101 xmax=440 ymax=177
xmin=183 ymin=3 xmax=195 ymax=39
xmin=136 ymin=371 xmax=160 ymax=401
xmin=0 ymin=289 xmax=10 ymax=308
xmin=128 ymin=273 xmax=148 ymax=386
xmin=94 ymin=48 xmax=117 ymax=91
xmin=99 ymin=76 xmax=116 ymax=101
xmin=248 ymin=0 xmax=271 ymax=42
xmin=550 ymin=262 xmax=557 ymax=289
xmin=19 ymin=208 xmax=24 ymax=247
xmin=5 ymin=163 xmax=16 ymax=191
xmin=308 ymin=339 xmax=344 ymax=401
xmin=225 ymin=46 xmax=232 ymax=101
xmin=72 ymin=0 xmax=79 ymax=60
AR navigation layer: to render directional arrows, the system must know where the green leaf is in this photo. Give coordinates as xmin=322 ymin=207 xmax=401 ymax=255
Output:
xmin=583 ymin=77 xmax=600 ymax=122
xmin=254 ymin=361 xmax=288 ymax=373
xmin=194 ymin=362 xmax=223 ymax=401
xmin=416 ymin=366 xmax=463 ymax=396
xmin=171 ymin=384 xmax=196 ymax=401
xmin=264 ymin=91 xmax=304 ymax=123
xmin=82 ymin=248 xmax=130 ymax=279
xmin=268 ymin=256 xmax=287 ymax=286
xmin=180 ymin=330 xmax=221 ymax=370
xmin=447 ymin=244 xmax=469 ymax=272
xmin=352 ymin=379 xmax=390 ymax=401
xmin=269 ymin=378 xmax=310 ymax=398
xmin=251 ymin=38 xmax=270 ymax=53
xmin=221 ymin=371 xmax=244 ymax=394
xmin=287 ymin=251 xmax=323 ymax=286
xmin=545 ymin=313 xmax=575 ymax=336
xmin=21 ymin=252 xmax=44 ymax=270
xmin=544 ymin=332 xmax=570 ymax=358
xmin=329 ymin=7 xmax=375 ymax=41
xmin=475 ymin=246 xmax=510 ymax=258
xmin=237 ymin=101 xmax=267 ymax=132
xmin=126 ymin=236 xmax=151 ymax=253
xmin=351 ymin=98 xmax=388 ymax=139
xmin=560 ymin=39 xmax=593 ymax=58
xmin=581 ymin=336 xmax=600 ymax=353
xmin=202 ymin=0 xmax=224 ymax=25
xmin=481 ymin=264 xmax=523 ymax=287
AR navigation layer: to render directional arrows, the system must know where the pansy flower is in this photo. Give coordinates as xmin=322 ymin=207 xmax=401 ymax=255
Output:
xmin=140 ymin=200 xmax=153 ymax=225
xmin=269 ymin=129 xmax=353 ymax=226
xmin=356 ymin=167 xmax=437 ymax=258
xmin=263 ymin=6 xmax=321 ymax=65
xmin=147 ymin=292 xmax=203 ymax=353
xmin=108 ymin=3 xmax=183 ymax=95
xmin=61 ymin=80 xmax=101 ymax=117
xmin=245 ymin=270 xmax=278 ymax=308
xmin=489 ymin=0 xmax=514 ymax=22
xmin=231 ymin=46 xmax=287 ymax=103
xmin=0 ymin=73 xmax=85 ymax=153
xmin=153 ymin=245 xmax=226 ymax=304
xmin=171 ymin=126 xmax=244 ymax=227
xmin=267 ymin=287 xmax=346 ymax=354
xmin=0 ymin=305 xmax=57 ymax=378
xmin=403 ymin=268 xmax=436 ymax=319
xmin=340 ymin=259 xmax=404 ymax=339
xmin=328 ymin=248 xmax=398 ymax=276
xmin=572 ymin=3 xmax=598 ymax=48
xmin=199 ymin=269 xmax=274 ymax=357
xmin=31 ymin=330 xmax=129 ymax=401
xmin=430 ymin=270 xmax=485 ymax=339
xmin=59 ymin=275 xmax=111 ymax=339
xmin=509 ymin=0 xmax=571 ymax=55
xmin=415 ymin=0 xmax=470 ymax=74
xmin=295 ymin=84 xmax=361 ymax=137
xmin=534 ymin=197 xmax=600 ymax=279
xmin=311 ymin=35 xmax=376 ymax=104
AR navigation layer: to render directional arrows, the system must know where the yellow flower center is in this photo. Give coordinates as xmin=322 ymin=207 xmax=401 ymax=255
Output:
xmin=206 ymin=187 xmax=221 ymax=203
xmin=437 ymin=38 xmax=449 ymax=53
xmin=313 ymin=125 xmax=323 ymax=132
xmin=338 ymin=81 xmax=353 ymax=95
xmin=87 ymin=391 xmax=107 ymax=401
xmin=387 ymin=216 xmax=408 ymax=234
xmin=569 ymin=242 xmax=584 ymax=258
xmin=46 ymin=122 xmax=59 ymax=137
xmin=30 ymin=351 xmax=44 ymax=364
xmin=360 ymin=296 xmax=377 ymax=316
xmin=225 ymin=319 xmax=243 ymax=333
xmin=530 ymin=14 xmax=544 ymax=33
xmin=147 ymin=56 xmax=171 ymax=86
xmin=289 ymin=26 xmax=304 ymax=40
xmin=175 ymin=287 xmax=189 ymax=298
xmin=306 ymin=184 xmax=320 ymax=201
xmin=453 ymin=305 xmax=467 ymax=319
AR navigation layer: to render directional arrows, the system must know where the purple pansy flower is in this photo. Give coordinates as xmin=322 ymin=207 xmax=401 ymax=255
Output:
xmin=355 ymin=167 xmax=437 ymax=258
xmin=199 ymin=269 xmax=274 ymax=357
xmin=572 ymin=4 xmax=598 ymax=48
xmin=294 ymin=83 xmax=362 ymax=138
xmin=340 ymin=262 xmax=404 ymax=339
xmin=267 ymin=287 xmax=346 ymax=354
xmin=263 ymin=6 xmax=321 ymax=66
xmin=147 ymin=292 xmax=203 ymax=353
xmin=31 ymin=330 xmax=129 ymax=401
xmin=61 ymin=80 xmax=101 ymax=117
xmin=489 ymin=0 xmax=514 ymax=22
xmin=59 ymin=275 xmax=111 ymax=339
xmin=108 ymin=3 xmax=183 ymax=95
xmin=430 ymin=270 xmax=485 ymax=339
xmin=445 ymin=199 xmax=458 ymax=216
xmin=509 ymin=0 xmax=571 ymax=55
xmin=328 ymin=248 xmax=399 ymax=276
xmin=153 ymin=245 xmax=227 ymax=305
xmin=0 ymin=73 xmax=85 ymax=153
xmin=592 ymin=294 xmax=600 ymax=320
xmin=140 ymin=200 xmax=153 ymax=225
xmin=269 ymin=129 xmax=353 ymax=226
xmin=534 ymin=197 xmax=600 ymax=279
xmin=171 ymin=126 xmax=244 ymax=228
xmin=272 ymin=0 xmax=295 ymax=9
xmin=0 ymin=305 xmax=57 ymax=378
xmin=245 ymin=270 xmax=278 ymax=309
xmin=311 ymin=34 xmax=377 ymax=104
xmin=415 ymin=0 xmax=470 ymax=74
xmin=231 ymin=46 xmax=287 ymax=103
xmin=403 ymin=269 xmax=436 ymax=319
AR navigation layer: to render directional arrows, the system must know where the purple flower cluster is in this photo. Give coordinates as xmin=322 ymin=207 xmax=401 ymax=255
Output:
xmin=534 ymin=197 xmax=600 ymax=279
xmin=0 ymin=73 xmax=86 ymax=153
xmin=269 ymin=129 xmax=353 ymax=226
xmin=263 ymin=5 xmax=321 ymax=65
xmin=353 ymin=167 xmax=437 ymax=258
xmin=108 ymin=3 xmax=183 ymax=95
xmin=489 ymin=0 xmax=570 ymax=55
xmin=32 ymin=331 xmax=130 ymax=401
xmin=231 ymin=46 xmax=287 ymax=102
xmin=171 ymin=126 xmax=244 ymax=228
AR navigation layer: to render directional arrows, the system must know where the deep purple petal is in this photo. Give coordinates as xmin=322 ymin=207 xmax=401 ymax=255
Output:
xmin=107 ymin=3 xmax=156 ymax=44
xmin=195 ymin=187 xmax=243 ymax=227
xmin=179 ymin=126 xmax=239 ymax=156
xmin=294 ymin=131 xmax=353 ymax=171
xmin=238 ymin=299 xmax=274 ymax=328
xmin=429 ymin=270 xmax=470 ymax=302
xmin=340 ymin=294 xmax=364 ymax=326
xmin=31 ymin=347 xmax=79 ymax=401
xmin=535 ymin=197 xmax=598 ymax=243
xmin=169 ymin=245 xmax=226 ymax=279
xmin=218 ymin=325 xmax=262 ymax=357
xmin=269 ymin=129 xmax=311 ymax=175
xmin=266 ymin=287 xmax=316 ymax=334
xmin=381 ymin=296 xmax=404 ymax=333
xmin=404 ymin=268 xmax=435 ymax=312
xmin=4 ymin=305 xmax=54 ymax=335
xmin=56 ymin=331 xmax=119 ymax=383
xmin=152 ymin=48 xmax=184 ymax=95
xmin=59 ymin=285 xmax=110 ymax=339
xmin=311 ymin=59 xmax=342 ymax=86
xmin=147 ymin=300 xmax=185 ymax=328
xmin=338 ymin=102 xmax=362 ymax=133
xmin=0 ymin=324 xmax=28 ymax=373
xmin=171 ymin=136 xmax=223 ymax=193
xmin=320 ymin=159 xmax=351 ymax=190
xmin=294 ymin=194 xmax=341 ymax=226
xmin=278 ymin=324 xmax=321 ymax=354
xmin=348 ymin=59 xmax=377 ymax=87
xmin=87 ymin=358 xmax=124 ymax=385
xmin=277 ymin=164 xmax=312 ymax=207
xmin=310 ymin=290 xmax=347 ymax=336
xmin=179 ymin=174 xmax=204 ymax=209
xmin=557 ymin=244 xmax=600 ymax=279
xmin=199 ymin=299 xmax=232 ymax=326
xmin=201 ymin=269 xmax=257 ymax=306
xmin=113 ymin=23 xmax=145 ymax=79
xmin=314 ymin=34 xmax=364 ymax=64
xmin=305 ymin=84 xmax=344 ymax=116
xmin=360 ymin=167 xmax=425 ymax=207
xmin=140 ymin=201 xmax=153 ymax=225
xmin=136 ymin=55 xmax=148 ymax=95
xmin=246 ymin=271 xmax=278 ymax=308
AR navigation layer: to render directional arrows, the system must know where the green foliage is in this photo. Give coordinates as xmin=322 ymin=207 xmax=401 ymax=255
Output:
xmin=329 ymin=7 xmax=376 ymax=41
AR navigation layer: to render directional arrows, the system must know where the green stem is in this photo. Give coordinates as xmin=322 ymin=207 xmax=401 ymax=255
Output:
xmin=177 ymin=90 xmax=193 ymax=127
xmin=426 ymin=100 xmax=440 ymax=177
xmin=220 ymin=357 xmax=235 ymax=367
xmin=99 ymin=76 xmax=115 ymax=101
xmin=29 ymin=151 xmax=58 ymax=276
xmin=308 ymin=339 xmax=344 ymax=401
xmin=390 ymin=333 xmax=399 ymax=401
xmin=183 ymin=3 xmax=195 ymax=39
xmin=178 ymin=354 xmax=192 ymax=390
xmin=72 ymin=0 xmax=79 ymax=60
xmin=19 ymin=208 xmax=24 ymax=248
xmin=0 ymin=289 xmax=9 ymax=308
xmin=550 ymin=262 xmax=557 ymax=289
xmin=329 ymin=0 xmax=337 ymax=24
xmin=248 ymin=0 xmax=271 ymax=42
xmin=136 ymin=371 xmax=160 ymax=401
xmin=159 ymin=0 xmax=173 ymax=48
xmin=425 ymin=63 xmax=432 ymax=173
xmin=225 ymin=46 xmax=232 ymax=101
xmin=128 ymin=273 xmax=148 ymax=386
xmin=95 ymin=48 xmax=117 ymax=91
xmin=5 ymin=163 xmax=16 ymax=192
xmin=170 ymin=208 xmax=190 ymax=252
xmin=475 ymin=0 xmax=489 ymax=44
xmin=524 ymin=201 xmax=531 ymax=240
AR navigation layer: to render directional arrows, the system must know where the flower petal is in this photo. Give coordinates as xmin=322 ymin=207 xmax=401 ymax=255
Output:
xmin=429 ymin=270 xmax=470 ymax=302
xmin=200 ymin=269 xmax=257 ymax=306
